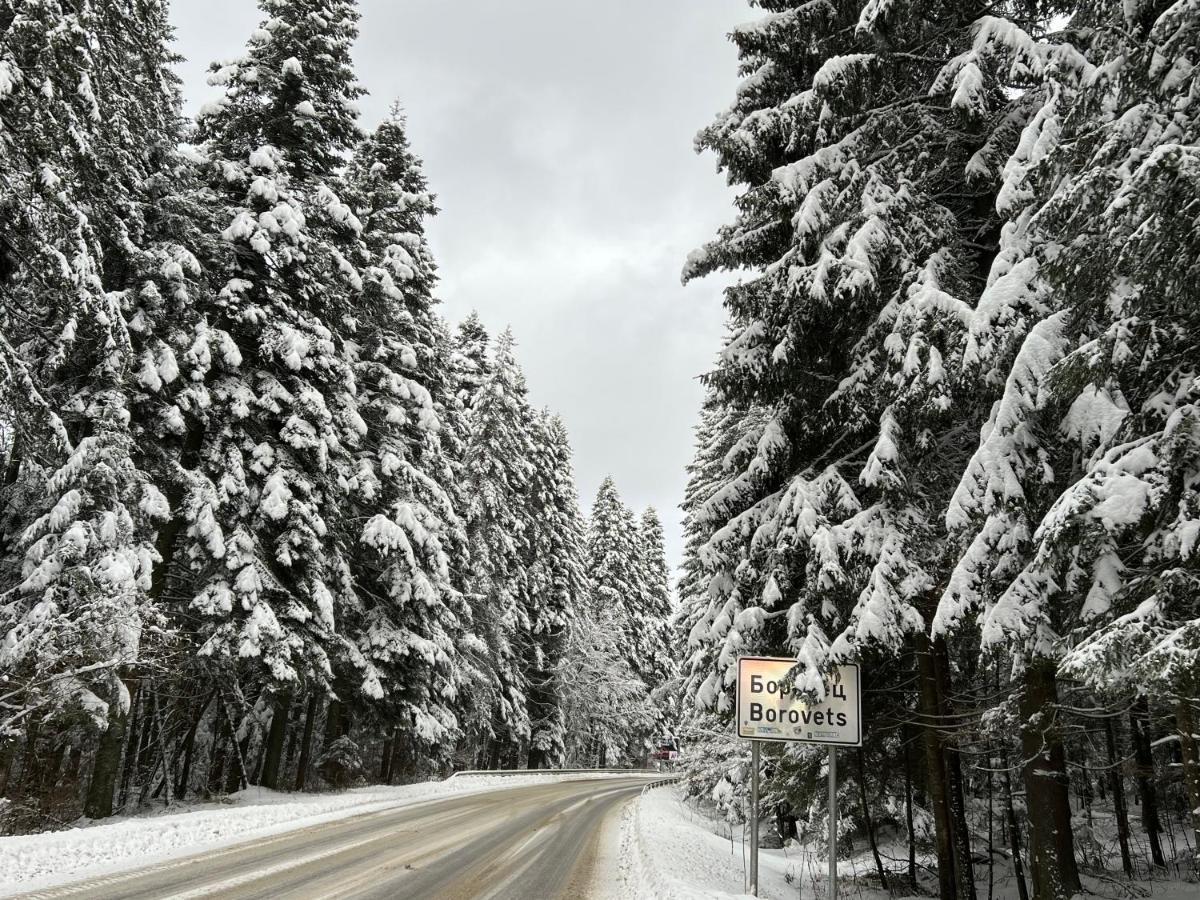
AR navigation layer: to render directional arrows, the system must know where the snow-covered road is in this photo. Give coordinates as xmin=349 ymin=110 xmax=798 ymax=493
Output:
xmin=4 ymin=776 xmax=658 ymax=899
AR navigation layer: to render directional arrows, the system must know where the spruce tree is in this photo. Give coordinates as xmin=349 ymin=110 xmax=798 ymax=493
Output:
xmin=523 ymin=412 xmax=588 ymax=768
xmin=460 ymin=328 xmax=537 ymax=765
xmin=452 ymin=311 xmax=491 ymax=415
xmin=937 ymin=1 xmax=1200 ymax=867
xmin=632 ymin=506 xmax=673 ymax=704
xmin=678 ymin=2 xmax=1049 ymax=895
xmin=184 ymin=0 xmax=373 ymax=771
xmin=0 ymin=0 xmax=205 ymax=818
xmin=585 ymin=476 xmax=648 ymax=761
xmin=336 ymin=106 xmax=470 ymax=775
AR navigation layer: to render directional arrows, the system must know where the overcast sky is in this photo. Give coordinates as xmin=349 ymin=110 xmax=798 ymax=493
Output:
xmin=169 ymin=0 xmax=747 ymax=570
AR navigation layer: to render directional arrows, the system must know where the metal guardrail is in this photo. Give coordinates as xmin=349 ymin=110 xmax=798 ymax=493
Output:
xmin=444 ymin=767 xmax=656 ymax=780
xmin=638 ymin=774 xmax=680 ymax=795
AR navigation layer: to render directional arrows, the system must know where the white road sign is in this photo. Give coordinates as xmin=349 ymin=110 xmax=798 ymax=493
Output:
xmin=736 ymin=657 xmax=861 ymax=746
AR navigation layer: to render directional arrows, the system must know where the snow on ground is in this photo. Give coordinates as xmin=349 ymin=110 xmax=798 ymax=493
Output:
xmin=616 ymin=782 xmax=851 ymax=900
xmin=0 ymin=772 xmax=630 ymax=896
xmin=616 ymin=784 xmax=1199 ymax=900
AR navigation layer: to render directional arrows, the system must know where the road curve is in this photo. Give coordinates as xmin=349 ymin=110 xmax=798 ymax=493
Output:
xmin=13 ymin=776 xmax=656 ymax=900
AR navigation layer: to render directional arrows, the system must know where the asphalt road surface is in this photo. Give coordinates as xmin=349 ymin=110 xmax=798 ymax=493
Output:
xmin=13 ymin=776 xmax=658 ymax=900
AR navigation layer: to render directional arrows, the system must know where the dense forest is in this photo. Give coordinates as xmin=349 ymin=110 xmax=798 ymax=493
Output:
xmin=676 ymin=1 xmax=1200 ymax=898
xmin=3 ymin=1 xmax=1200 ymax=897
xmin=0 ymin=0 xmax=672 ymax=833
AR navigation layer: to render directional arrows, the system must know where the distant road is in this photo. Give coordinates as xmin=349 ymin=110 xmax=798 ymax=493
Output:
xmin=14 ymin=776 xmax=656 ymax=899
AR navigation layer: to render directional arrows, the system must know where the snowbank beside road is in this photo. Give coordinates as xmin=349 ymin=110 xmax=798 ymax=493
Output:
xmin=618 ymin=782 xmax=805 ymax=899
xmin=617 ymin=783 xmax=929 ymax=899
xmin=0 ymin=772 xmax=631 ymax=896
xmin=617 ymin=784 xmax=1200 ymax=900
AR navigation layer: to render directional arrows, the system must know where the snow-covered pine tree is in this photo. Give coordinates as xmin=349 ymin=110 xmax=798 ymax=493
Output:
xmin=676 ymin=388 xmax=770 ymax=712
xmin=452 ymin=311 xmax=491 ymax=416
xmin=337 ymin=105 xmax=471 ymax=780
xmin=185 ymin=0 xmax=373 ymax=787
xmin=459 ymin=328 xmax=537 ymax=767
xmin=559 ymin=588 xmax=655 ymax=767
xmin=679 ymin=2 xmax=1063 ymax=894
xmin=0 ymin=0 xmax=210 ymax=820
xmin=522 ymin=412 xmax=588 ymax=768
xmin=935 ymin=1 xmax=1200 ymax=865
xmin=631 ymin=506 xmax=673 ymax=708
xmin=585 ymin=476 xmax=649 ymax=762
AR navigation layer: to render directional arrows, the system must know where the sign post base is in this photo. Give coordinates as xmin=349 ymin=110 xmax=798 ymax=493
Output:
xmin=829 ymin=745 xmax=837 ymax=899
xmin=750 ymin=739 xmax=759 ymax=895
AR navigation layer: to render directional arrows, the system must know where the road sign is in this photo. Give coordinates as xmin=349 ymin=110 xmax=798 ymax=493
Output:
xmin=737 ymin=656 xmax=861 ymax=898
xmin=736 ymin=657 xmax=861 ymax=746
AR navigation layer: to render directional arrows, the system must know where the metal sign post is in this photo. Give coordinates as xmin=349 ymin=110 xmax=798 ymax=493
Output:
xmin=735 ymin=657 xmax=861 ymax=900
xmin=750 ymin=740 xmax=760 ymax=895
xmin=828 ymin=746 xmax=837 ymax=899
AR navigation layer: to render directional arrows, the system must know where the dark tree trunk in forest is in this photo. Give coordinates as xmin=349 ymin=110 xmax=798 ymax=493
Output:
xmin=220 ymin=697 xmax=250 ymax=795
xmin=1130 ymin=696 xmax=1165 ymax=868
xmin=260 ymin=694 xmax=291 ymax=790
xmin=916 ymin=632 xmax=959 ymax=899
xmin=1103 ymin=716 xmax=1133 ymax=877
xmin=903 ymin=727 xmax=918 ymax=890
xmin=387 ymin=730 xmax=406 ymax=784
xmin=84 ymin=680 xmax=131 ymax=819
xmin=380 ymin=728 xmax=395 ymax=782
xmin=11 ymin=718 xmax=41 ymax=804
xmin=934 ymin=637 xmax=976 ymax=900
xmin=208 ymin=714 xmax=232 ymax=797
xmin=1019 ymin=660 xmax=1080 ymax=900
xmin=175 ymin=697 xmax=206 ymax=801
xmin=1002 ymin=763 xmax=1029 ymax=900
xmin=295 ymin=694 xmax=318 ymax=791
xmin=224 ymin=732 xmax=250 ymax=794
xmin=527 ymin=745 xmax=545 ymax=770
xmin=1174 ymin=700 xmax=1200 ymax=862
xmin=946 ymin=730 xmax=976 ymax=900
xmin=856 ymin=747 xmax=888 ymax=889
xmin=284 ymin=702 xmax=300 ymax=775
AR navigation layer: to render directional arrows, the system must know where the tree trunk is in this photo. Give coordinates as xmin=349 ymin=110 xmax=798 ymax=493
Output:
xmin=934 ymin=637 xmax=977 ymax=900
xmin=323 ymin=698 xmax=342 ymax=747
xmin=946 ymin=738 xmax=977 ymax=899
xmin=260 ymin=694 xmax=291 ymax=790
xmin=387 ymin=730 xmax=406 ymax=784
xmin=152 ymin=695 xmax=174 ymax=807
xmin=1175 ymin=699 xmax=1200 ymax=863
xmin=1019 ymin=660 xmax=1080 ymax=900
xmin=856 ymin=747 xmax=888 ymax=889
xmin=379 ymin=729 xmax=395 ymax=782
xmin=916 ymin=631 xmax=959 ymax=899
xmin=177 ymin=690 xmax=216 ymax=800
xmin=224 ymin=732 xmax=250 ymax=794
xmin=1003 ymin=763 xmax=1029 ymax=900
xmin=295 ymin=694 xmax=318 ymax=792
xmin=284 ymin=702 xmax=301 ymax=776
xmin=527 ymin=745 xmax=545 ymax=770
xmin=116 ymin=681 xmax=144 ymax=811
xmin=10 ymin=717 xmax=41 ymax=804
xmin=1104 ymin=716 xmax=1133 ymax=878
xmin=986 ymin=754 xmax=995 ymax=900
xmin=1130 ymin=695 xmax=1165 ymax=868
xmin=221 ymin=697 xmax=250 ymax=795
xmin=84 ymin=679 xmax=130 ymax=820
xmin=207 ymin=714 xmax=232 ymax=797
xmin=903 ymin=727 xmax=918 ymax=890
